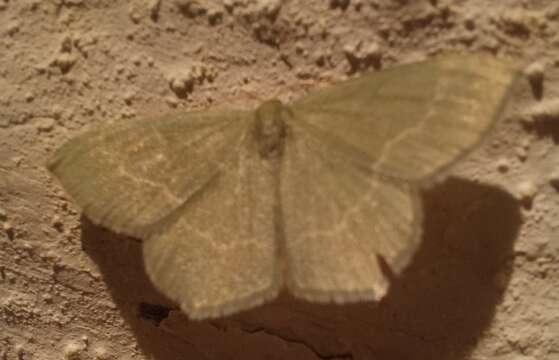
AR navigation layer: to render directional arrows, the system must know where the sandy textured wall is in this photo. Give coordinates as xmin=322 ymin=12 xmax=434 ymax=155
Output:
xmin=1 ymin=1 xmax=558 ymax=359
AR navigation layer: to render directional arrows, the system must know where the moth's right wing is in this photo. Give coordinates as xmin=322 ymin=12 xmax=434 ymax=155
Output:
xmin=48 ymin=110 xmax=249 ymax=238
xmin=280 ymin=54 xmax=519 ymax=304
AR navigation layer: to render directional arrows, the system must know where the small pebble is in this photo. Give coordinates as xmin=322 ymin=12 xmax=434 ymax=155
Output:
xmin=51 ymin=215 xmax=63 ymax=231
xmin=496 ymin=157 xmax=510 ymax=172
xmin=258 ymin=0 xmax=283 ymax=18
xmin=2 ymin=221 xmax=13 ymax=232
xmin=36 ymin=117 xmax=56 ymax=132
xmin=295 ymin=41 xmax=306 ymax=55
xmin=515 ymin=180 xmax=538 ymax=203
xmin=6 ymin=20 xmax=20 ymax=36
xmin=175 ymin=0 xmax=206 ymax=16
xmin=54 ymin=53 xmax=78 ymax=73
xmin=165 ymin=96 xmax=179 ymax=107
xmin=0 ymin=207 xmax=7 ymax=221
xmin=525 ymin=98 xmax=559 ymax=123
xmin=168 ymin=70 xmax=195 ymax=97
xmin=123 ymin=91 xmax=135 ymax=105
xmin=131 ymin=55 xmax=142 ymax=66
xmin=463 ymin=12 xmax=476 ymax=30
xmin=51 ymin=105 xmax=64 ymax=119
xmin=515 ymin=146 xmax=528 ymax=161
xmin=549 ymin=169 xmax=559 ymax=190
xmin=14 ymin=344 xmax=25 ymax=358
xmin=129 ymin=8 xmax=142 ymax=23
xmin=207 ymin=6 xmax=223 ymax=24
xmin=524 ymin=61 xmax=545 ymax=97
xmin=12 ymin=156 xmax=23 ymax=166
xmin=63 ymin=341 xmax=83 ymax=360
xmin=149 ymin=0 xmax=162 ymax=20
xmin=60 ymin=34 xmax=73 ymax=52
xmin=120 ymin=107 xmax=136 ymax=119
xmin=342 ymin=42 xmax=359 ymax=57
xmin=93 ymin=346 xmax=111 ymax=360
xmin=363 ymin=42 xmax=382 ymax=60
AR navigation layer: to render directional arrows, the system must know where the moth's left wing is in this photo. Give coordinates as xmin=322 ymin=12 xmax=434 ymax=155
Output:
xmin=143 ymin=131 xmax=281 ymax=319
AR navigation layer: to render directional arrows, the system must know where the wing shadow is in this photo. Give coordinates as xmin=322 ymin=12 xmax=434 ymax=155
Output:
xmin=81 ymin=176 xmax=521 ymax=360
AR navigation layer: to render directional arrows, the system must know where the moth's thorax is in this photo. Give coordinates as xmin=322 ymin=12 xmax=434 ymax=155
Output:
xmin=254 ymin=99 xmax=289 ymax=159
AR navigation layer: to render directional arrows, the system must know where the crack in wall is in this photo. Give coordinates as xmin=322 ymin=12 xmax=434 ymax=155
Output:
xmin=241 ymin=327 xmax=354 ymax=360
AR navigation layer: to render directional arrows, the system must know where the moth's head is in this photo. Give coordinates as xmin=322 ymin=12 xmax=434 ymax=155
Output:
xmin=254 ymin=99 xmax=289 ymax=159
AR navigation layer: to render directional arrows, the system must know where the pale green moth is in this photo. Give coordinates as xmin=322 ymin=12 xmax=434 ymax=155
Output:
xmin=48 ymin=54 xmax=521 ymax=319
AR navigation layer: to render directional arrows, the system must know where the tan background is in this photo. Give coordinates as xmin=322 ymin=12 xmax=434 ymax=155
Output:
xmin=1 ymin=0 xmax=558 ymax=359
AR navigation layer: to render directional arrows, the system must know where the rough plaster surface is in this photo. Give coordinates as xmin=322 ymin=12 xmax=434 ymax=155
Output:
xmin=1 ymin=0 xmax=558 ymax=359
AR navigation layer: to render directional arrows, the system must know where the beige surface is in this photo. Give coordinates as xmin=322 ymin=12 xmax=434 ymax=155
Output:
xmin=1 ymin=1 xmax=558 ymax=359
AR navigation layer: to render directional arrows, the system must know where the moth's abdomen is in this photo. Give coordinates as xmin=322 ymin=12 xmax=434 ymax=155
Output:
xmin=254 ymin=99 xmax=289 ymax=159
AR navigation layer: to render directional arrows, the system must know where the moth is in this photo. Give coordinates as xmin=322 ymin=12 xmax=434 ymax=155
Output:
xmin=48 ymin=54 xmax=520 ymax=319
